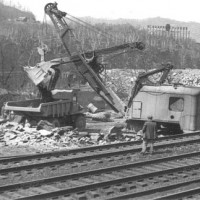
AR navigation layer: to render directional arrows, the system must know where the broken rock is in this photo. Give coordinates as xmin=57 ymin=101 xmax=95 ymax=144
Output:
xmin=38 ymin=129 xmax=53 ymax=137
xmin=37 ymin=120 xmax=54 ymax=131
xmin=4 ymin=132 xmax=17 ymax=140
xmin=89 ymin=132 xmax=100 ymax=141
xmin=4 ymin=122 xmax=18 ymax=129
xmin=79 ymin=132 xmax=89 ymax=137
xmin=0 ymin=118 xmax=8 ymax=124
xmin=55 ymin=126 xmax=73 ymax=136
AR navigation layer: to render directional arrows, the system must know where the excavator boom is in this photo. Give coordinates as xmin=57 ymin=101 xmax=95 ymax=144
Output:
xmin=42 ymin=2 xmax=145 ymax=115
xmin=126 ymin=63 xmax=173 ymax=110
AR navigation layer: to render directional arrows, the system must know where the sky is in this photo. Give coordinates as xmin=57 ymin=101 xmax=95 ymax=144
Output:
xmin=5 ymin=0 xmax=200 ymax=23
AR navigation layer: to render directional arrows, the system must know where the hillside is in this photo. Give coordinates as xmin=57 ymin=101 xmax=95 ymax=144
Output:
xmin=0 ymin=1 xmax=199 ymax=42
xmin=0 ymin=2 xmax=35 ymax=21
xmin=0 ymin=1 xmax=199 ymax=43
xmin=83 ymin=16 xmax=200 ymax=43
xmin=136 ymin=17 xmax=200 ymax=43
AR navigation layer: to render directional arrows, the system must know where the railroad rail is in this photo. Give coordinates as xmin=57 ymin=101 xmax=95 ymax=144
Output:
xmin=0 ymin=131 xmax=200 ymax=163
xmin=2 ymin=131 xmax=199 ymax=161
xmin=0 ymin=131 xmax=200 ymax=185
xmin=152 ymin=187 xmax=200 ymax=200
xmin=1 ymin=151 xmax=200 ymax=199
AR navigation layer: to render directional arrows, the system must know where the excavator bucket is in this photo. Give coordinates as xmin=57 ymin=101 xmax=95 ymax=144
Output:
xmin=24 ymin=59 xmax=62 ymax=87
xmin=24 ymin=64 xmax=49 ymax=86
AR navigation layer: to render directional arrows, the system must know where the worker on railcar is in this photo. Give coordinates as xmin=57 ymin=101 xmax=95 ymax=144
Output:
xmin=140 ymin=115 xmax=157 ymax=155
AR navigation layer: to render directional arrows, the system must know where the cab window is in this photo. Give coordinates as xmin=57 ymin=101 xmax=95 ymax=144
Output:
xmin=169 ymin=97 xmax=184 ymax=112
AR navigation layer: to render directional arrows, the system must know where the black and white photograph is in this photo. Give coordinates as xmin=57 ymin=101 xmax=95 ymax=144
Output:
xmin=0 ymin=0 xmax=200 ymax=199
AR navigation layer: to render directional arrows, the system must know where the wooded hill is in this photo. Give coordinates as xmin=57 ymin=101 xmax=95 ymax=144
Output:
xmin=0 ymin=2 xmax=200 ymax=93
xmin=87 ymin=17 xmax=200 ymax=43
xmin=0 ymin=1 xmax=35 ymax=21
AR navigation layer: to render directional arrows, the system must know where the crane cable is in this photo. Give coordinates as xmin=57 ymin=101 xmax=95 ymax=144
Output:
xmin=41 ymin=8 xmax=140 ymax=48
xmin=65 ymin=13 xmax=122 ymax=43
xmin=64 ymin=14 xmax=142 ymax=63
xmin=41 ymin=10 xmax=141 ymax=64
xmin=69 ymin=14 xmax=140 ymax=44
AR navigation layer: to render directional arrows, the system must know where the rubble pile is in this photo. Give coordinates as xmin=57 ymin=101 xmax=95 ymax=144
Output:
xmin=171 ymin=69 xmax=200 ymax=86
xmin=106 ymin=69 xmax=200 ymax=99
xmin=105 ymin=69 xmax=140 ymax=99
xmin=0 ymin=116 xmax=141 ymax=152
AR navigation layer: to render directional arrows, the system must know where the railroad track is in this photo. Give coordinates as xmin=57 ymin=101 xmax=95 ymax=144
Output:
xmin=0 ymin=132 xmax=200 ymax=185
xmin=0 ymin=131 xmax=200 ymax=165
xmin=1 ymin=151 xmax=200 ymax=199
xmin=152 ymin=187 xmax=200 ymax=200
xmin=0 ymin=131 xmax=200 ymax=187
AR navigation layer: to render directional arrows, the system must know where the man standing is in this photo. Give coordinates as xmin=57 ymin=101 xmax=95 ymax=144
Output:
xmin=141 ymin=115 xmax=157 ymax=155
